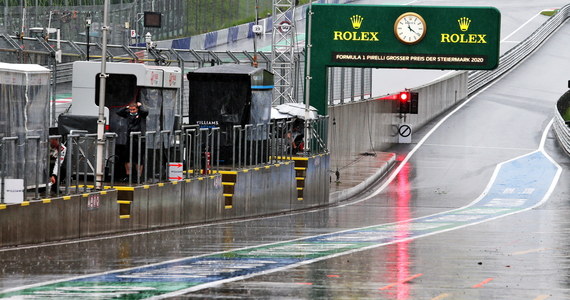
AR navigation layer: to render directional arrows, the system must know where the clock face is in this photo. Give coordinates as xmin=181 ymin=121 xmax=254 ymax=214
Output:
xmin=394 ymin=12 xmax=426 ymax=44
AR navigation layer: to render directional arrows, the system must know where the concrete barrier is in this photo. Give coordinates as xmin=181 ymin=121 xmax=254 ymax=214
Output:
xmin=204 ymin=175 xmax=224 ymax=221
xmin=0 ymin=157 xmax=329 ymax=247
xmin=181 ymin=178 xmax=207 ymax=224
xmin=224 ymin=162 xmax=296 ymax=218
xmin=147 ymin=182 xmax=182 ymax=228
xmin=272 ymin=162 xmax=296 ymax=213
xmin=0 ymin=200 xmax=46 ymax=246
xmin=79 ymin=191 xmax=119 ymax=238
xmin=302 ymin=155 xmax=330 ymax=208
xmin=44 ymin=195 xmax=81 ymax=242
xmin=125 ymin=185 xmax=150 ymax=231
xmin=328 ymin=72 xmax=468 ymax=161
xmin=228 ymin=170 xmax=249 ymax=218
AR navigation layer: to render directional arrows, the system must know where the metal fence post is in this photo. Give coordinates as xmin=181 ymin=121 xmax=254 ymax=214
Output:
xmin=0 ymin=139 xmax=4 ymax=203
xmin=245 ymin=124 xmax=252 ymax=166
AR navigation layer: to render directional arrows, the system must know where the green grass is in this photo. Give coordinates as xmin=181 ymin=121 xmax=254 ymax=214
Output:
xmin=184 ymin=0 xmax=312 ymax=37
xmin=563 ymin=108 xmax=570 ymax=121
xmin=540 ymin=9 xmax=559 ymax=16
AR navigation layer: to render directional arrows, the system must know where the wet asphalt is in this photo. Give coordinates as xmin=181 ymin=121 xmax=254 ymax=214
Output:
xmin=1 ymin=1 xmax=570 ymax=299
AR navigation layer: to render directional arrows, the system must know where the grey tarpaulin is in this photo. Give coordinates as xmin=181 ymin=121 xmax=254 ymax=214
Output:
xmin=187 ymin=64 xmax=273 ymax=163
xmin=0 ymin=63 xmax=50 ymax=185
xmin=142 ymin=88 xmax=177 ymax=149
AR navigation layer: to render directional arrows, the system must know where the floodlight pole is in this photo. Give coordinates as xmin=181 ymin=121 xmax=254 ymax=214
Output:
xmin=95 ymin=0 xmax=110 ymax=189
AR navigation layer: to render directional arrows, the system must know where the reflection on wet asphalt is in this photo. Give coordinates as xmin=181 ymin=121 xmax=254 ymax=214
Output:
xmin=2 ymin=1 xmax=570 ymax=299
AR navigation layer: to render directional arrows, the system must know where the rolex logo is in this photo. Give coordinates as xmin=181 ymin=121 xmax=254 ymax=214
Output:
xmin=458 ymin=17 xmax=471 ymax=31
xmin=333 ymin=14 xmax=378 ymax=42
xmin=441 ymin=16 xmax=486 ymax=44
xmin=350 ymin=15 xmax=364 ymax=30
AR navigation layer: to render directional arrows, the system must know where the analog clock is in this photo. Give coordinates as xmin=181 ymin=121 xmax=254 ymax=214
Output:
xmin=394 ymin=12 xmax=427 ymax=44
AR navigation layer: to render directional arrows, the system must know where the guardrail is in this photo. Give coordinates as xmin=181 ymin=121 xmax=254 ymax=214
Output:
xmin=466 ymin=4 xmax=570 ymax=157
xmin=553 ymin=106 xmax=570 ymax=155
xmin=554 ymin=90 xmax=570 ymax=155
xmin=467 ymin=5 xmax=570 ymax=94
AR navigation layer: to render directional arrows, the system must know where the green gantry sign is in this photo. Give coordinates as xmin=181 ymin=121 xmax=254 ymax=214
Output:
xmin=306 ymin=4 xmax=501 ymax=115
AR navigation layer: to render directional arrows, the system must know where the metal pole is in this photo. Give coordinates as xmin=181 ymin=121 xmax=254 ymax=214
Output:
xmin=95 ymin=0 xmax=110 ymax=189
xmin=252 ymin=0 xmax=259 ymax=67
xmin=86 ymin=12 xmax=91 ymax=61
xmin=232 ymin=126 xmax=237 ymax=169
xmin=51 ymin=52 xmax=57 ymax=127
xmin=304 ymin=2 xmax=313 ymax=154
xmin=0 ymin=139 xmax=4 ymax=204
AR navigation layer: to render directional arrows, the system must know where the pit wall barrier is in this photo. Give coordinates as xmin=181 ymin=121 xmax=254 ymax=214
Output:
xmin=0 ymin=155 xmax=329 ymax=247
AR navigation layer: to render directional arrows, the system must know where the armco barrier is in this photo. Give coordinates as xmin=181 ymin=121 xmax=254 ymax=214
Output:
xmin=553 ymin=90 xmax=570 ymax=156
xmin=468 ymin=4 xmax=570 ymax=95
xmin=553 ymin=109 xmax=570 ymax=155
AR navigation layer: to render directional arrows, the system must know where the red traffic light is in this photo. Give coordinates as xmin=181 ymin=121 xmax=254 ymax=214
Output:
xmin=398 ymin=91 xmax=410 ymax=102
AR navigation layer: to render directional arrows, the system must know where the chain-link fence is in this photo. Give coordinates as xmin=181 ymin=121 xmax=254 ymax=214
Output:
xmin=0 ymin=0 xmax=278 ymax=45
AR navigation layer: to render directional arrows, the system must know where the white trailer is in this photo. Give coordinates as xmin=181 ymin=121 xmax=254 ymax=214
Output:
xmin=71 ymin=61 xmax=181 ymax=117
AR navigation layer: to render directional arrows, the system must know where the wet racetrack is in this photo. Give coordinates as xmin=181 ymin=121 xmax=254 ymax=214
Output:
xmin=1 ymin=0 xmax=570 ymax=299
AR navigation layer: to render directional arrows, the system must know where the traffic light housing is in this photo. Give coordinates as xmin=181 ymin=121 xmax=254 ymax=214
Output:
xmin=397 ymin=91 xmax=419 ymax=114
xmin=410 ymin=92 xmax=418 ymax=114
xmin=398 ymin=91 xmax=411 ymax=114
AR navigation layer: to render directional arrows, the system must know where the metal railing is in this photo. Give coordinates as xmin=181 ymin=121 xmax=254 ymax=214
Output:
xmin=467 ymin=5 xmax=570 ymax=95
xmin=307 ymin=116 xmax=329 ymax=154
xmin=0 ymin=135 xmax=45 ymax=200
xmin=465 ymin=4 xmax=570 ymax=157
xmin=554 ymin=89 xmax=570 ymax=156
xmin=553 ymin=105 xmax=570 ymax=155
xmin=0 ymin=120 xmax=325 ymax=203
xmin=232 ymin=120 xmax=293 ymax=169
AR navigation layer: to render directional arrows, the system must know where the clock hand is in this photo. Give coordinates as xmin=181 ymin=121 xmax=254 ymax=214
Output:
xmin=408 ymin=25 xmax=417 ymax=33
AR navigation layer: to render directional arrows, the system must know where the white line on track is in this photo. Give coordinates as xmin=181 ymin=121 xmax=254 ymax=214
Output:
xmin=502 ymin=12 xmax=542 ymax=43
xmin=422 ymin=143 xmax=536 ymax=151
